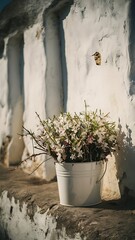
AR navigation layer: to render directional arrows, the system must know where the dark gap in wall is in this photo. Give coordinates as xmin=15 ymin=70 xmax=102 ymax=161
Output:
xmin=7 ymin=34 xmax=24 ymax=108
xmin=44 ymin=0 xmax=73 ymax=113
xmin=45 ymin=0 xmax=73 ymax=13
xmin=58 ymin=3 xmax=72 ymax=112
xmin=44 ymin=13 xmax=63 ymax=117
xmin=7 ymin=34 xmax=24 ymax=164
xmin=0 ymin=38 xmax=4 ymax=58
xmin=19 ymin=35 xmax=24 ymax=110
xmin=0 ymin=228 xmax=10 ymax=240
xmin=129 ymin=0 xmax=135 ymax=95
xmin=0 ymin=0 xmax=12 ymax=11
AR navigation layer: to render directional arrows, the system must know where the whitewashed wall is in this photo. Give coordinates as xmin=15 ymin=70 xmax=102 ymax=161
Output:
xmin=59 ymin=0 xmax=134 ymax=199
xmin=0 ymin=36 xmax=24 ymax=166
xmin=22 ymin=23 xmax=57 ymax=180
xmin=0 ymin=191 xmax=82 ymax=240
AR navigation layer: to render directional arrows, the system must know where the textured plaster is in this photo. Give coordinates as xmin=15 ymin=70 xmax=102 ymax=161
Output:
xmin=22 ymin=22 xmax=56 ymax=181
xmin=48 ymin=0 xmax=135 ymax=198
xmin=0 ymin=191 xmax=59 ymax=240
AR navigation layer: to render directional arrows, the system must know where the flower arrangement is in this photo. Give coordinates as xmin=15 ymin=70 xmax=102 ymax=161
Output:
xmin=23 ymin=104 xmax=118 ymax=164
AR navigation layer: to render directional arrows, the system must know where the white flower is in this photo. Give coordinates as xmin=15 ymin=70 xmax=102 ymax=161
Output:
xmin=25 ymin=109 xmax=118 ymax=163
xmin=70 ymin=154 xmax=76 ymax=160
xmin=78 ymin=150 xmax=83 ymax=158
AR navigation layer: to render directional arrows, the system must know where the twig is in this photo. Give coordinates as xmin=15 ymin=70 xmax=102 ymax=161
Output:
xmin=22 ymin=126 xmax=46 ymax=152
xmin=32 ymin=138 xmax=35 ymax=161
xmin=34 ymin=146 xmax=47 ymax=152
xmin=29 ymin=156 xmax=52 ymax=175
xmin=21 ymin=152 xmax=45 ymax=163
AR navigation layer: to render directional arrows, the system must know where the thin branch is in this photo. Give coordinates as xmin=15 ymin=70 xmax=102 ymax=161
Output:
xmin=34 ymin=146 xmax=47 ymax=152
xmin=35 ymin=112 xmax=45 ymax=128
xmin=22 ymin=126 xmax=46 ymax=152
xmin=21 ymin=152 xmax=46 ymax=163
xmin=32 ymin=138 xmax=35 ymax=161
xmin=29 ymin=156 xmax=52 ymax=175
xmin=35 ymin=112 xmax=58 ymax=145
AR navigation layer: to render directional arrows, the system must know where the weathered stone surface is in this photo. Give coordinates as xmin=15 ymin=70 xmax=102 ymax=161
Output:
xmin=0 ymin=0 xmax=49 ymax=37
xmin=0 ymin=0 xmax=72 ymax=37
xmin=0 ymin=0 xmax=135 ymax=199
xmin=0 ymin=164 xmax=135 ymax=240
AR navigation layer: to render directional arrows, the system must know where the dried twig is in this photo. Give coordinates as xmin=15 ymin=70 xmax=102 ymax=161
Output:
xmin=29 ymin=156 xmax=52 ymax=175
xmin=21 ymin=152 xmax=45 ymax=163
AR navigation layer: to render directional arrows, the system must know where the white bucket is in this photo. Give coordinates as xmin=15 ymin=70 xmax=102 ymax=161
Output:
xmin=55 ymin=161 xmax=105 ymax=207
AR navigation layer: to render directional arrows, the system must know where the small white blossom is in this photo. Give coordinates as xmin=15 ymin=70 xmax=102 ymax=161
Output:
xmin=25 ymin=109 xmax=118 ymax=163
xmin=70 ymin=154 xmax=76 ymax=160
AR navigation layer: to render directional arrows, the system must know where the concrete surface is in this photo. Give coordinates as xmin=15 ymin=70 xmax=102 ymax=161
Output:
xmin=0 ymin=163 xmax=135 ymax=240
xmin=0 ymin=0 xmax=135 ymax=199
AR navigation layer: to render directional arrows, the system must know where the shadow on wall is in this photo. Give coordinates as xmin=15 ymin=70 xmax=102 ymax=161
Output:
xmin=115 ymin=119 xmax=135 ymax=199
xmin=0 ymin=38 xmax=4 ymax=58
xmin=44 ymin=1 xmax=73 ymax=115
xmin=58 ymin=3 xmax=73 ymax=112
xmin=129 ymin=0 xmax=135 ymax=95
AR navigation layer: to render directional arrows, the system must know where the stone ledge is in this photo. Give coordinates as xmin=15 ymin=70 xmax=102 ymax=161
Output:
xmin=0 ymin=164 xmax=135 ymax=240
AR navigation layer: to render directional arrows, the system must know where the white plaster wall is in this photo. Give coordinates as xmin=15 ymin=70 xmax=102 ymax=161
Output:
xmin=0 ymin=36 xmax=24 ymax=166
xmin=0 ymin=191 xmax=83 ymax=240
xmin=7 ymin=36 xmax=24 ymax=165
xmin=63 ymin=0 xmax=130 ymax=115
xmin=23 ymin=23 xmax=56 ymax=180
xmin=59 ymin=0 xmax=135 ymax=198
xmin=1 ymin=0 xmax=135 ymax=199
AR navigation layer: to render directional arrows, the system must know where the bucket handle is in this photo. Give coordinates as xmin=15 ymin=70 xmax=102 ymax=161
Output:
xmin=96 ymin=160 xmax=108 ymax=183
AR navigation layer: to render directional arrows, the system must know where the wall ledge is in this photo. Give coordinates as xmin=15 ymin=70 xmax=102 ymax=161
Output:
xmin=0 ymin=164 xmax=135 ymax=240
